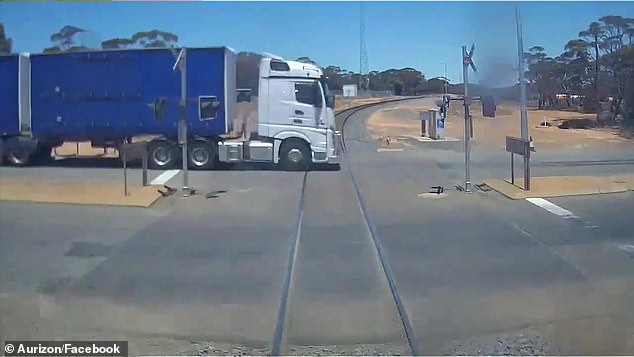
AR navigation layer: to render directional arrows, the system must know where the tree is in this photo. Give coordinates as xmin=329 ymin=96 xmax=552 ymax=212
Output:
xmin=579 ymin=21 xmax=604 ymax=116
xmin=524 ymin=46 xmax=553 ymax=109
xmin=560 ymin=39 xmax=598 ymax=112
xmin=419 ymin=77 xmax=447 ymax=94
xmin=617 ymin=45 xmax=634 ymax=125
xmin=131 ymin=30 xmax=178 ymax=48
xmin=101 ymin=38 xmax=133 ymax=49
xmin=596 ymin=16 xmax=634 ymax=123
xmin=522 ymin=13 xmax=633 ymax=126
xmin=0 ymin=23 xmax=12 ymax=55
xmin=392 ymin=80 xmax=404 ymax=96
xmin=42 ymin=46 xmax=62 ymax=54
xmin=49 ymin=25 xmax=86 ymax=51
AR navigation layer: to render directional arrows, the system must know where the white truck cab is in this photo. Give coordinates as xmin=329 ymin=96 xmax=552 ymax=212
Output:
xmin=218 ymin=56 xmax=341 ymax=170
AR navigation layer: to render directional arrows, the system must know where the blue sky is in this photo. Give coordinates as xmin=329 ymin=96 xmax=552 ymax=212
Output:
xmin=1 ymin=1 xmax=633 ymax=84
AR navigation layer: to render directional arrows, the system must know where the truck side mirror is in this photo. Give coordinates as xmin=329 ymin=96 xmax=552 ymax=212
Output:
xmin=327 ymin=94 xmax=335 ymax=109
xmin=481 ymin=95 xmax=496 ymax=118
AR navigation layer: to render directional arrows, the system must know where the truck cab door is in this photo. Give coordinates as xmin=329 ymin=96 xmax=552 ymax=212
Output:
xmin=290 ymin=81 xmax=320 ymax=127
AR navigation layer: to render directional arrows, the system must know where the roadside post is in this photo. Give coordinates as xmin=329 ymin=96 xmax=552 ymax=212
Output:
xmin=173 ymin=48 xmax=192 ymax=198
xmin=121 ymin=142 xmax=149 ymax=196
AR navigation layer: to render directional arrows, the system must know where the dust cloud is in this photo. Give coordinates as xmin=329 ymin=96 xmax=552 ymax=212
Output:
xmin=465 ymin=2 xmax=520 ymax=88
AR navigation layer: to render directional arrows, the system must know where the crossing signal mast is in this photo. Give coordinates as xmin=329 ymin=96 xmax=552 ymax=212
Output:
xmin=461 ymin=44 xmax=477 ymax=192
xmin=448 ymin=43 xmax=495 ymax=193
xmin=450 ymin=5 xmax=530 ymax=193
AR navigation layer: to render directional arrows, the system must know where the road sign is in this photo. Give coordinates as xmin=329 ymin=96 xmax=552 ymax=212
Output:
xmin=464 ymin=44 xmax=477 ymax=73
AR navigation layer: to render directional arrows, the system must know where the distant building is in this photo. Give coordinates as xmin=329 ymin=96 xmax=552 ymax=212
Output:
xmin=556 ymin=93 xmax=584 ymax=100
xmin=343 ymin=84 xmax=358 ymax=97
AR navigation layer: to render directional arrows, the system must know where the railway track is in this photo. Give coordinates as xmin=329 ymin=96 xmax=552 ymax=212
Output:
xmin=271 ymin=97 xmax=425 ymax=356
xmin=538 ymin=159 xmax=634 ymax=167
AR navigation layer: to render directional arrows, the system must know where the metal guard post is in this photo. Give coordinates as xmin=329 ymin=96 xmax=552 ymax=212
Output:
xmin=121 ymin=142 xmax=149 ymax=196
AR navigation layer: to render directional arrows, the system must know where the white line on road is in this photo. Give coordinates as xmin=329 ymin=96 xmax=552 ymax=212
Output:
xmin=376 ymin=148 xmax=404 ymax=152
xmin=525 ymin=197 xmax=580 ymax=219
xmin=616 ymin=244 xmax=634 ymax=254
xmin=510 ymin=222 xmax=590 ymax=279
xmin=151 ymin=169 xmax=180 ymax=185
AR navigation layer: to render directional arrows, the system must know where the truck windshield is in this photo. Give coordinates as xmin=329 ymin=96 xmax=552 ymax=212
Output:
xmin=321 ymin=76 xmax=334 ymax=109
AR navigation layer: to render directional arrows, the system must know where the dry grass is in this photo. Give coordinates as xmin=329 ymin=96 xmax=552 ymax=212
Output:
xmin=367 ymin=100 xmax=633 ymax=150
xmin=0 ymin=175 xmax=163 ymax=207
xmin=335 ymin=96 xmax=394 ymax=112
xmin=484 ymin=174 xmax=634 ymax=200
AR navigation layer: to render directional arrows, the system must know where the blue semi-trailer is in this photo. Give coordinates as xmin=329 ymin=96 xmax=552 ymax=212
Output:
xmin=0 ymin=55 xmax=20 ymax=138
xmin=0 ymin=47 xmax=340 ymax=170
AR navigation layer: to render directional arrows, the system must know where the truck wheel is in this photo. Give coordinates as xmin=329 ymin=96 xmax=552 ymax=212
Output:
xmin=188 ymin=141 xmax=215 ymax=170
xmin=6 ymin=148 xmax=32 ymax=166
xmin=148 ymin=141 xmax=178 ymax=170
xmin=280 ymin=140 xmax=311 ymax=171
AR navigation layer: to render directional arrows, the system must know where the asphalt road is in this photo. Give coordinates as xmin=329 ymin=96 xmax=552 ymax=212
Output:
xmin=1 ymin=97 xmax=633 ymax=355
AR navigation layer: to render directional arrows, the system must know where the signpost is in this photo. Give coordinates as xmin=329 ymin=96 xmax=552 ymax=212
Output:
xmin=505 ymin=136 xmax=531 ymax=190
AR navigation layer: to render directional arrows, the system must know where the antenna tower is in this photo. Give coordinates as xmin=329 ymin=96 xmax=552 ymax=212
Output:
xmin=359 ymin=2 xmax=369 ymax=92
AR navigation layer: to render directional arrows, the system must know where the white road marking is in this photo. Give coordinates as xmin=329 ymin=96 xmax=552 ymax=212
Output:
xmin=376 ymin=148 xmax=403 ymax=152
xmin=510 ymin=223 xmax=590 ymax=279
xmin=616 ymin=244 xmax=634 ymax=254
xmin=150 ymin=169 xmax=180 ymax=185
xmin=525 ymin=197 xmax=580 ymax=219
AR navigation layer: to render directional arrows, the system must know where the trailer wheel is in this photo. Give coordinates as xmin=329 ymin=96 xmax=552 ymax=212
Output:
xmin=188 ymin=141 xmax=215 ymax=170
xmin=6 ymin=148 xmax=32 ymax=167
xmin=148 ymin=141 xmax=178 ymax=170
xmin=279 ymin=139 xmax=311 ymax=171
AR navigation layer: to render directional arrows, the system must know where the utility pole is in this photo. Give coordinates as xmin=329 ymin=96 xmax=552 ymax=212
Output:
xmin=173 ymin=48 xmax=190 ymax=197
xmin=516 ymin=4 xmax=528 ymax=140
xmin=359 ymin=1 xmax=368 ymax=94
xmin=516 ymin=3 xmax=531 ymax=190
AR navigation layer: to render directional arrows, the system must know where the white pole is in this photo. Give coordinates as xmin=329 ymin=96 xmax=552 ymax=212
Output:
xmin=462 ymin=46 xmax=471 ymax=193
xmin=516 ymin=4 xmax=528 ymax=140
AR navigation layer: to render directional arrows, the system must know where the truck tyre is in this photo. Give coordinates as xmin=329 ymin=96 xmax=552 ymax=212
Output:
xmin=188 ymin=141 xmax=216 ymax=170
xmin=148 ymin=141 xmax=178 ymax=170
xmin=6 ymin=148 xmax=32 ymax=166
xmin=279 ymin=139 xmax=311 ymax=171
